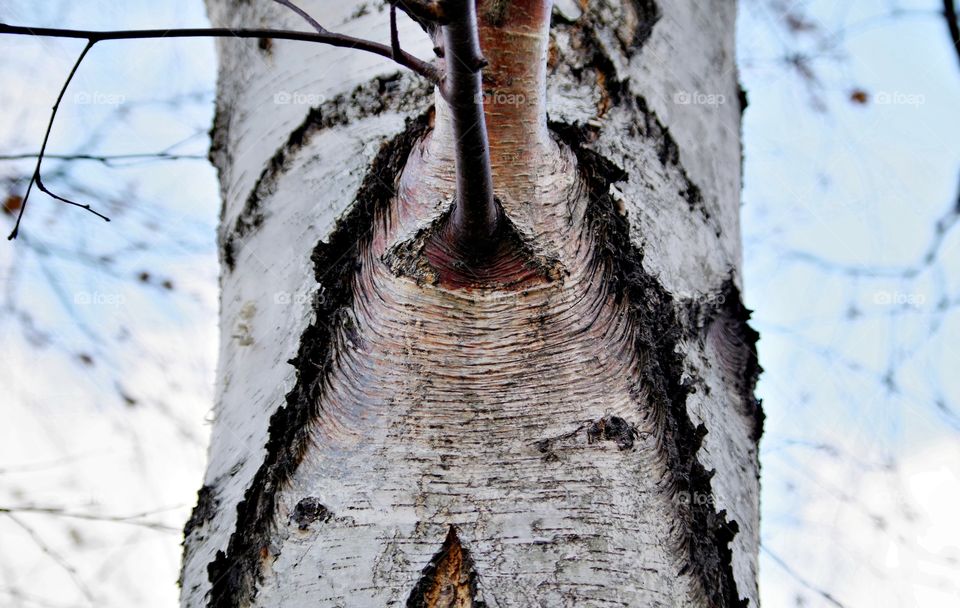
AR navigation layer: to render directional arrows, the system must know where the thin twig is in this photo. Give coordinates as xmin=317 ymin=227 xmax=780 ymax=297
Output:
xmin=272 ymin=0 xmax=329 ymax=33
xmin=265 ymin=1 xmax=439 ymax=79
xmin=0 ymin=24 xmax=439 ymax=81
xmin=762 ymin=545 xmax=846 ymax=607
xmin=4 ymin=513 xmax=96 ymax=604
xmin=782 ymin=180 xmax=960 ymax=279
xmin=0 ymin=151 xmax=206 ymax=165
xmin=0 ymin=505 xmax=179 ymax=533
xmin=8 ymin=40 xmax=96 ymax=240
xmin=35 ymin=175 xmax=110 ymax=222
xmin=440 ymin=0 xmax=498 ymax=251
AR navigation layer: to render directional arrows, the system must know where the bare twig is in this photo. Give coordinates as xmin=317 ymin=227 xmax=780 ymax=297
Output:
xmin=0 ymin=151 xmax=206 ymax=165
xmin=0 ymin=21 xmax=440 ymax=239
xmin=35 ymin=175 xmax=110 ymax=222
xmin=0 ymin=505 xmax=180 ymax=533
xmin=272 ymin=0 xmax=329 ymax=33
xmin=8 ymin=40 xmax=98 ymax=240
xmin=266 ymin=0 xmax=437 ymax=78
xmin=782 ymin=179 xmax=960 ymax=279
xmin=0 ymin=24 xmax=439 ymax=81
xmin=390 ymin=2 xmax=402 ymax=60
xmin=761 ymin=545 xmax=846 ymax=607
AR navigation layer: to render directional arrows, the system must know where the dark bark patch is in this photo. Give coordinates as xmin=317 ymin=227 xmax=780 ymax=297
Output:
xmin=290 ymin=497 xmax=332 ymax=530
xmin=183 ymin=485 xmax=219 ymax=540
xmin=180 ymin=485 xmax=219 ymax=589
xmin=480 ymin=0 xmax=510 ymax=27
xmin=629 ymin=0 xmax=662 ymax=48
xmin=205 ymin=112 xmax=433 ymax=608
xmin=587 ymin=415 xmax=640 ymax=450
xmin=737 ymin=85 xmax=749 ymax=116
xmin=552 ymin=5 xmax=715 ymax=232
xmin=553 ymin=121 xmax=748 ymax=608
xmin=407 ymin=527 xmax=486 ymax=608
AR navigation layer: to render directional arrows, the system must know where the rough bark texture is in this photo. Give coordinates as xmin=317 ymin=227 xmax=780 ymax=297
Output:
xmin=182 ymin=1 xmax=760 ymax=606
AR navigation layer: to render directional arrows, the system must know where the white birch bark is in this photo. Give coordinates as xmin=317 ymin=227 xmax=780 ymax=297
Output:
xmin=181 ymin=1 xmax=760 ymax=606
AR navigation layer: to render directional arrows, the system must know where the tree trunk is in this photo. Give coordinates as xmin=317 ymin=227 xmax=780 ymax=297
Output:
xmin=181 ymin=1 xmax=761 ymax=606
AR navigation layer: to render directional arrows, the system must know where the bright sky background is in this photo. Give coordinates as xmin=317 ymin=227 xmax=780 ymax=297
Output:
xmin=0 ymin=1 xmax=958 ymax=607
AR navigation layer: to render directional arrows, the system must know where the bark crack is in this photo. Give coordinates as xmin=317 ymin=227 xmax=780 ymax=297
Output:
xmin=406 ymin=527 xmax=485 ymax=608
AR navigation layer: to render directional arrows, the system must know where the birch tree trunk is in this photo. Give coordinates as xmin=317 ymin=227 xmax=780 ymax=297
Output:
xmin=180 ymin=1 xmax=762 ymax=606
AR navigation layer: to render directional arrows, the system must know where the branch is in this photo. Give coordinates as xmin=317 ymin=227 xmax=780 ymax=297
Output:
xmin=6 ymin=40 xmax=105 ymax=240
xmin=269 ymin=0 xmax=438 ymax=78
xmin=0 ymin=23 xmax=440 ymax=82
xmin=0 ymin=505 xmax=180 ymax=533
xmin=0 ymin=151 xmax=206 ymax=165
xmin=0 ymin=20 xmax=440 ymax=239
xmin=439 ymin=0 xmax=498 ymax=252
